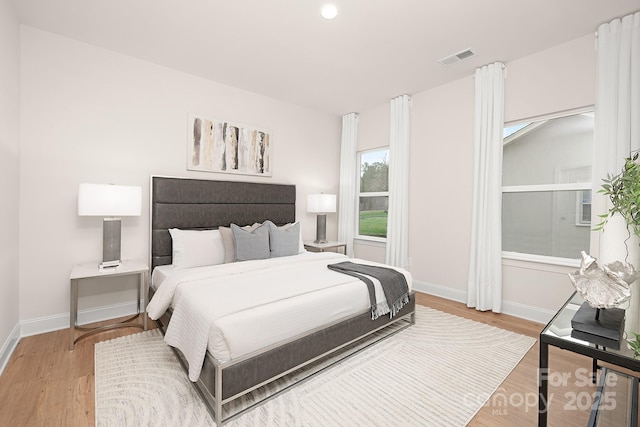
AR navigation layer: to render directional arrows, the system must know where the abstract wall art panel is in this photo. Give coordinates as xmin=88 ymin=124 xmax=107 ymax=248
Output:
xmin=187 ymin=114 xmax=272 ymax=177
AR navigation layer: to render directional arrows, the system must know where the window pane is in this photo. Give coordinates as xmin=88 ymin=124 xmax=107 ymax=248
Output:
xmin=359 ymin=196 xmax=388 ymax=238
xmin=503 ymin=113 xmax=594 ymax=186
xmin=578 ymin=190 xmax=592 ymax=225
xmin=502 ymin=191 xmax=590 ymax=258
xmin=360 ymin=149 xmax=389 ymax=192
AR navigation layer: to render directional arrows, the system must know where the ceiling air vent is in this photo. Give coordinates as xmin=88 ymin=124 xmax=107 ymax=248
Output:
xmin=438 ymin=48 xmax=475 ymax=66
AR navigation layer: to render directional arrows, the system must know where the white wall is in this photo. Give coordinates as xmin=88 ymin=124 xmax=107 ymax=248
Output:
xmin=356 ymin=34 xmax=597 ymax=322
xmin=10 ymin=24 xmax=601 ymax=338
xmin=352 ymin=102 xmax=389 ymax=263
xmin=0 ymin=0 xmax=21 ymax=369
xmin=18 ymin=26 xmax=341 ymax=330
xmin=500 ymin=35 xmax=596 ymax=319
xmin=409 ymin=77 xmax=476 ymax=300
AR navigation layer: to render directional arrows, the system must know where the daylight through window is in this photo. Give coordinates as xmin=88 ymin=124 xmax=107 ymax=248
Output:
xmin=502 ymin=110 xmax=594 ymax=261
xmin=357 ymin=147 xmax=389 ymax=239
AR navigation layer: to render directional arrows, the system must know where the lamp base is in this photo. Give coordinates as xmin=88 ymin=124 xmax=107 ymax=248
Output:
xmin=100 ymin=260 xmax=121 ymax=269
xmin=314 ymin=214 xmax=327 ymax=244
xmin=102 ymin=218 xmax=122 ymax=268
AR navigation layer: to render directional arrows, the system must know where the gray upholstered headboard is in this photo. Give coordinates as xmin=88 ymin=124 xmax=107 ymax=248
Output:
xmin=150 ymin=176 xmax=296 ymax=270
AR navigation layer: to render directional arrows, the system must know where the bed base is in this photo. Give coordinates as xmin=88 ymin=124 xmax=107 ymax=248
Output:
xmin=155 ymin=292 xmax=416 ymax=426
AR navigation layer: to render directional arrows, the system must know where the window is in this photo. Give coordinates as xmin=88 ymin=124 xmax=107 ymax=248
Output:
xmin=357 ymin=147 xmax=389 ymax=240
xmin=576 ymin=190 xmax=592 ymax=226
xmin=502 ymin=110 xmax=594 ymax=261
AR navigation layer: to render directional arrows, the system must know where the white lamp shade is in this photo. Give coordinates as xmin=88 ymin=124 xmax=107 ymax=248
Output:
xmin=78 ymin=183 xmax=142 ymax=216
xmin=307 ymin=193 xmax=336 ymax=213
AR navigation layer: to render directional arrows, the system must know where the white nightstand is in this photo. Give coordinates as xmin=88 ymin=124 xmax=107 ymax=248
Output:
xmin=69 ymin=260 xmax=148 ymax=350
xmin=304 ymin=241 xmax=347 ymax=255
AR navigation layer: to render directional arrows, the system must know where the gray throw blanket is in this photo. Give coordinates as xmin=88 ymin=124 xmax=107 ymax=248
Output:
xmin=328 ymin=261 xmax=409 ymax=320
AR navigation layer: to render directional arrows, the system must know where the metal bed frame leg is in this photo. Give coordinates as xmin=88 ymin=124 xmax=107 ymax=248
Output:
xmin=215 ymin=364 xmax=223 ymax=426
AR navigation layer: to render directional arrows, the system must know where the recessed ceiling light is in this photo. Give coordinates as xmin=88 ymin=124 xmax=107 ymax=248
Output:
xmin=321 ymin=4 xmax=338 ymax=20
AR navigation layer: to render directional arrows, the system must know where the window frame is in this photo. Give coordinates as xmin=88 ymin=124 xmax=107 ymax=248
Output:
xmin=356 ymin=146 xmax=389 ymax=242
xmin=501 ymin=107 xmax=594 ymax=266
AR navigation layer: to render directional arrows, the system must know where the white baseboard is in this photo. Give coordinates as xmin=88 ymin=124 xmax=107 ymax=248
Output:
xmin=412 ymin=279 xmax=554 ymax=325
xmin=0 ymin=301 xmax=141 ymax=376
xmin=412 ymin=280 xmax=467 ymax=304
xmin=20 ymin=301 xmax=141 ymax=337
xmin=501 ymin=299 xmax=555 ymax=325
xmin=0 ymin=322 xmax=21 ymax=377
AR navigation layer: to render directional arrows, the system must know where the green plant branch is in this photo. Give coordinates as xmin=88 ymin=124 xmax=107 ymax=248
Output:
xmin=595 ymin=150 xmax=640 ymax=239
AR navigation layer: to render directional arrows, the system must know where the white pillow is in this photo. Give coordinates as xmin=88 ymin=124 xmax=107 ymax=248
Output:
xmin=169 ymin=228 xmax=225 ymax=269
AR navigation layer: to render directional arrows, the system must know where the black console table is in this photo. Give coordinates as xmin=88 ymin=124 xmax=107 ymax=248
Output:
xmin=539 ymin=292 xmax=640 ymax=426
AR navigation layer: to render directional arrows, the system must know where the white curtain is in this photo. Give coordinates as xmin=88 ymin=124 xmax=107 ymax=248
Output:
xmin=593 ymin=11 xmax=640 ymax=247
xmin=467 ymin=62 xmax=505 ymax=313
xmin=592 ymin=12 xmax=640 ymax=337
xmin=338 ymin=113 xmax=358 ymax=257
xmin=386 ymin=95 xmax=411 ymax=268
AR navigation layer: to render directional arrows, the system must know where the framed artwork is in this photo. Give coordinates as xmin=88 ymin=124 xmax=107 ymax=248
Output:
xmin=187 ymin=113 xmax=272 ymax=177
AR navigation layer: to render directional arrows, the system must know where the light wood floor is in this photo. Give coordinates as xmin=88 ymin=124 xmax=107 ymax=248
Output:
xmin=0 ymin=293 xmax=624 ymax=426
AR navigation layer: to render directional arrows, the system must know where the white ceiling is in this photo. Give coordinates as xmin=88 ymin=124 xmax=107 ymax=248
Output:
xmin=11 ymin=0 xmax=640 ymax=115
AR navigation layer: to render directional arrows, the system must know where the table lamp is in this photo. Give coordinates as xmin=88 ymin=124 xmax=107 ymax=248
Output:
xmin=307 ymin=193 xmax=336 ymax=243
xmin=78 ymin=183 xmax=142 ymax=268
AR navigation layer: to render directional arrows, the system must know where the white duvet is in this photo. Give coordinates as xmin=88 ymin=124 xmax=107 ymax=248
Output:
xmin=146 ymin=252 xmax=412 ymax=381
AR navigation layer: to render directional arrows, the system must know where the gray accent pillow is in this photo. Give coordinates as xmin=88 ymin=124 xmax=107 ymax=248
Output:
xmin=231 ymin=223 xmax=270 ymax=261
xmin=220 ymin=223 xmax=260 ymax=263
xmin=265 ymin=220 xmax=300 ymax=258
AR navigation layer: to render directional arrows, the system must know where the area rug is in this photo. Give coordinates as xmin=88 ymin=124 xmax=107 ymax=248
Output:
xmin=95 ymin=305 xmax=536 ymax=426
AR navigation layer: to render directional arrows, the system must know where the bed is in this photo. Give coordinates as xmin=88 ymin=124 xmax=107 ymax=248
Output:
xmin=147 ymin=175 xmax=416 ymax=425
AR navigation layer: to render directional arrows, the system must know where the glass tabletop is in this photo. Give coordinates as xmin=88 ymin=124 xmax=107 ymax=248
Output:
xmin=541 ymin=292 xmax=640 ymax=363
